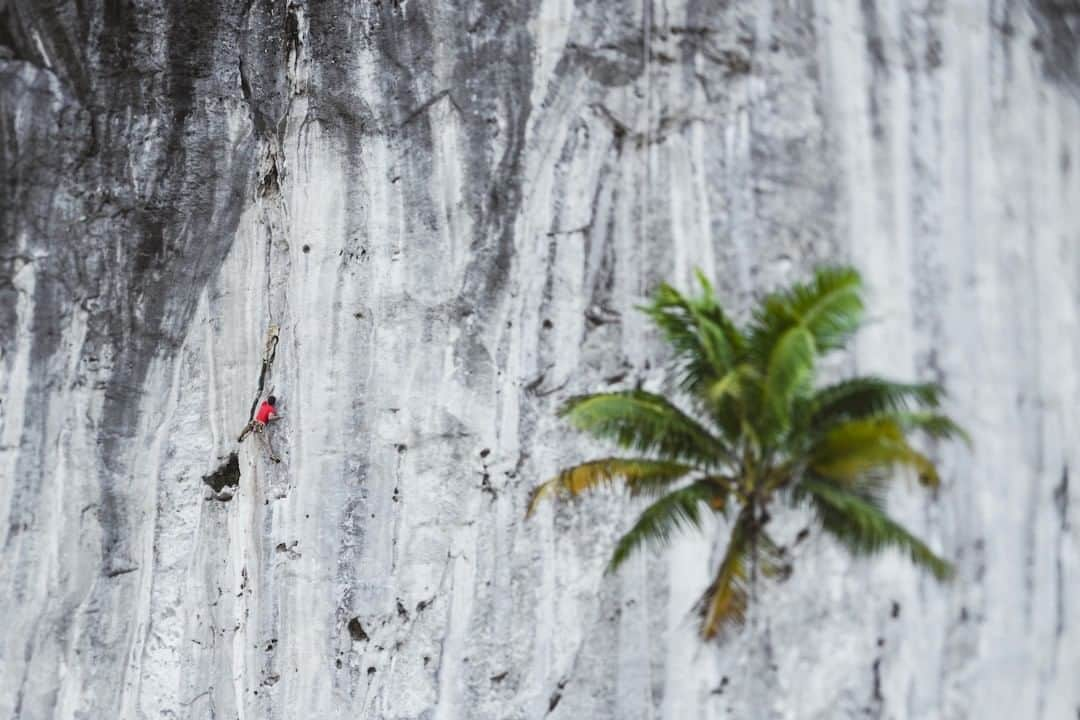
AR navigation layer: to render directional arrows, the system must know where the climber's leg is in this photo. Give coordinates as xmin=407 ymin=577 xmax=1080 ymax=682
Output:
xmin=254 ymin=424 xmax=280 ymax=463
xmin=237 ymin=421 xmax=255 ymax=443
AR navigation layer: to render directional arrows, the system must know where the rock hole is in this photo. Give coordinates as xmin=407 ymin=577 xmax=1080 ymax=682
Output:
xmin=367 ymin=666 xmax=376 ymax=676
xmin=203 ymin=454 xmax=240 ymax=496
xmin=890 ymin=601 xmax=901 ymax=619
xmin=479 ymin=448 xmax=490 ymax=458
xmin=547 ymin=692 xmax=561 ymax=713
xmin=542 ymin=318 xmax=553 ymax=330
xmin=347 ymin=617 xmax=369 ymax=642
xmin=302 ymin=244 xmax=311 ymax=253
xmin=335 ymin=659 xmax=342 ymax=669
xmin=258 ymin=158 xmax=279 ymax=196
xmin=285 ymin=3 xmax=301 ymax=56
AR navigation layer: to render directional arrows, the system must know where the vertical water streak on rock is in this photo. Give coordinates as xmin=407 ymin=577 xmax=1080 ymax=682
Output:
xmin=2 ymin=1 xmax=1080 ymax=718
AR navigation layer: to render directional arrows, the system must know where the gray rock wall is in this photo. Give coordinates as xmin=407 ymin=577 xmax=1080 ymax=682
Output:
xmin=1 ymin=1 xmax=1078 ymax=718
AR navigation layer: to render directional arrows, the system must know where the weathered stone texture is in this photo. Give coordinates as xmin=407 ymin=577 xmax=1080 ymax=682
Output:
xmin=1 ymin=1 xmax=1078 ymax=718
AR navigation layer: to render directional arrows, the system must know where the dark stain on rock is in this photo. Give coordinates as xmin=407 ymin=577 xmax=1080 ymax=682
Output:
xmin=546 ymin=678 xmax=568 ymax=715
xmin=203 ymin=453 xmax=240 ymax=494
xmin=1028 ymin=0 xmax=1080 ymax=97
xmin=104 ymin=564 xmax=139 ymax=578
xmin=1054 ymin=464 xmax=1069 ymax=529
xmin=284 ymin=2 xmax=301 ymax=59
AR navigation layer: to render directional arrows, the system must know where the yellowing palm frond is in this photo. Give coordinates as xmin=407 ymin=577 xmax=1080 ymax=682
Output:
xmin=526 ymin=458 xmax=696 ymax=517
xmin=809 ymin=418 xmax=941 ymax=487
xmin=698 ymin=508 xmax=752 ymax=639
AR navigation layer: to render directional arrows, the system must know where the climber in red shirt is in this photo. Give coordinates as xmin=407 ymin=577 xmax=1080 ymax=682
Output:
xmin=255 ymin=396 xmax=277 ymax=425
xmin=237 ymin=395 xmax=282 ymax=461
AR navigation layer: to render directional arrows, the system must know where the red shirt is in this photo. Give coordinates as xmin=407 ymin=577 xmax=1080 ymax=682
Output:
xmin=255 ymin=401 xmax=276 ymax=424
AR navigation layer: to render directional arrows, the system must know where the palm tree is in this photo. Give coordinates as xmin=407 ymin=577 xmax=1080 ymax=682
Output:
xmin=527 ymin=266 xmax=966 ymax=641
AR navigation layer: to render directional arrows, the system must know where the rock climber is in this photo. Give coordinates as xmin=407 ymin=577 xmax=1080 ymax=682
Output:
xmin=237 ymin=395 xmax=281 ymax=462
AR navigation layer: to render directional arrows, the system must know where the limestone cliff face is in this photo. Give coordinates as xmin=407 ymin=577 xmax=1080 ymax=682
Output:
xmin=1 ymin=2 xmax=1078 ymax=718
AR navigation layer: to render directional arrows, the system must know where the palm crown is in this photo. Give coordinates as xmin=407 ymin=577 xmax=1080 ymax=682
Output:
xmin=528 ymin=267 xmax=966 ymax=641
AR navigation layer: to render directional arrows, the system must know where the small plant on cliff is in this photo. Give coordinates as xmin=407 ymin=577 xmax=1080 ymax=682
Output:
xmin=527 ymin=267 xmax=966 ymax=641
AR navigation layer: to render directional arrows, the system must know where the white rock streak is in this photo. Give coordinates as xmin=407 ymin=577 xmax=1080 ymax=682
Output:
xmin=1 ymin=2 xmax=1078 ymax=719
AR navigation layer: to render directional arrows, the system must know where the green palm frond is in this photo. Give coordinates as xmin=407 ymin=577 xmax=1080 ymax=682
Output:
xmin=704 ymin=363 xmax=761 ymax=444
xmin=707 ymin=363 xmax=759 ymax=403
xmin=526 ymin=458 xmax=696 ymax=517
xmin=697 ymin=508 xmax=753 ymax=639
xmin=889 ymin=411 xmax=971 ymax=445
xmin=809 ymin=418 xmax=941 ymax=487
xmin=798 ymin=476 xmax=953 ymax=580
xmin=607 ymin=478 xmax=727 ymax=573
xmin=640 ymin=272 xmax=746 ymax=397
xmin=787 ymin=266 xmax=864 ymax=352
xmin=748 ymin=266 xmax=864 ymax=366
xmin=748 ymin=267 xmax=865 ymax=439
xmin=559 ymin=391 xmax=729 ymax=467
xmin=761 ymin=325 xmax=816 ymax=435
xmin=807 ymin=377 xmax=943 ymax=428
